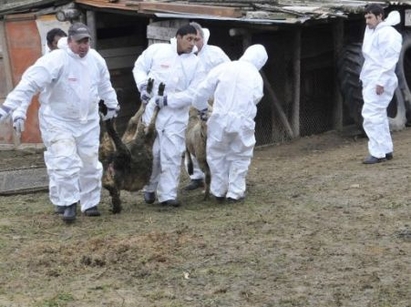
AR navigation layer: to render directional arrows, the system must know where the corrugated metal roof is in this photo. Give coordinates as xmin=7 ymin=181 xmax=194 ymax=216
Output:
xmin=0 ymin=0 xmax=71 ymax=15
xmin=2 ymin=0 xmax=411 ymax=24
xmin=73 ymin=0 xmax=410 ymax=24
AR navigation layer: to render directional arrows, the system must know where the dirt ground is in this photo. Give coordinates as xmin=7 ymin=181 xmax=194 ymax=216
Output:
xmin=1 ymin=128 xmax=411 ymax=307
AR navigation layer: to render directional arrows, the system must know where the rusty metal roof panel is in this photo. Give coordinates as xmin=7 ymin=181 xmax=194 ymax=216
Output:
xmin=0 ymin=0 xmax=71 ymax=16
xmin=72 ymin=0 xmax=393 ymax=23
xmin=3 ymin=0 xmax=411 ymax=23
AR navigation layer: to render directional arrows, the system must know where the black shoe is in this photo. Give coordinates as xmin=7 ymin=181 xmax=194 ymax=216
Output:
xmin=184 ymin=179 xmax=204 ymax=191
xmin=144 ymin=192 xmax=155 ymax=204
xmin=214 ymin=196 xmax=225 ymax=203
xmin=386 ymin=152 xmax=393 ymax=160
xmin=84 ymin=206 xmax=101 ymax=217
xmin=54 ymin=206 xmax=65 ymax=215
xmin=160 ymin=199 xmax=181 ymax=207
xmin=62 ymin=203 xmax=77 ymax=223
xmin=362 ymin=155 xmax=386 ymax=164
xmin=227 ymin=197 xmax=244 ymax=203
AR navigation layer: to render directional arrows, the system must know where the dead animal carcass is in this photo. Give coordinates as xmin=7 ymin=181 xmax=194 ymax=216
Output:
xmin=185 ymin=106 xmax=210 ymax=200
xmin=99 ymin=80 xmax=164 ymax=213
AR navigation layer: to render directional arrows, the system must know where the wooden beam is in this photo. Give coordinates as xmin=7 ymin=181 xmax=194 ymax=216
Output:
xmin=292 ymin=28 xmax=301 ymax=137
xmin=0 ymin=21 xmax=13 ymax=94
xmin=132 ymin=2 xmax=243 ymax=18
xmin=261 ymin=71 xmax=294 ymax=139
xmin=333 ymin=19 xmax=344 ymax=130
xmin=86 ymin=10 xmax=96 ymax=49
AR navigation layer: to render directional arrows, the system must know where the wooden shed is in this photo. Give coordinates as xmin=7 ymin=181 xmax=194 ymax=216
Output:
xmin=2 ymin=0 xmax=411 ymax=149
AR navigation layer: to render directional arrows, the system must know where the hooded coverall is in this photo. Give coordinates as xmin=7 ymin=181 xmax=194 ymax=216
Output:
xmin=133 ymin=38 xmax=205 ymax=203
xmin=186 ymin=28 xmax=230 ymax=181
xmin=360 ymin=11 xmax=402 ymax=159
xmin=2 ymin=47 xmax=118 ymax=211
xmin=193 ymin=44 xmax=268 ymax=200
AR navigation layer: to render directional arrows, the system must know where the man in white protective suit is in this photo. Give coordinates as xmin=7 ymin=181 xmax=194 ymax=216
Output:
xmin=133 ymin=24 xmax=206 ymax=207
xmin=0 ymin=22 xmax=119 ymax=223
xmin=45 ymin=28 xmax=67 ymax=54
xmin=193 ymin=44 xmax=268 ymax=202
xmin=360 ymin=3 xmax=402 ymax=164
xmin=183 ymin=21 xmax=230 ymax=191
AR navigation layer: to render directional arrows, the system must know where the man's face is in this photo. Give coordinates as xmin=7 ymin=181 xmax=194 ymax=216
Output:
xmin=194 ymin=30 xmax=204 ymax=53
xmin=176 ymin=33 xmax=197 ymax=54
xmin=365 ymin=12 xmax=382 ymax=29
xmin=48 ymin=35 xmax=64 ymax=51
xmin=68 ymin=37 xmax=90 ymax=58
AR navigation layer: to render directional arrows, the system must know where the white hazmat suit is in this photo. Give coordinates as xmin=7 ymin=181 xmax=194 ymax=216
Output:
xmin=360 ymin=11 xmax=402 ymax=159
xmin=186 ymin=28 xmax=230 ymax=182
xmin=133 ymin=37 xmax=205 ymax=203
xmin=2 ymin=46 xmax=118 ymax=212
xmin=194 ymin=44 xmax=268 ymax=200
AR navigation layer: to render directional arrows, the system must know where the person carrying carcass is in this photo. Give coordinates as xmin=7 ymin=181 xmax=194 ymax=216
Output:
xmin=193 ymin=44 xmax=268 ymax=202
xmin=0 ymin=22 xmax=119 ymax=223
xmin=133 ymin=24 xmax=205 ymax=207
xmin=182 ymin=22 xmax=230 ymax=191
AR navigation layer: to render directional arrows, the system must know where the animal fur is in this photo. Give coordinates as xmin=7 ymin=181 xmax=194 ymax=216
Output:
xmin=98 ymin=81 xmax=163 ymax=213
xmin=185 ymin=106 xmax=210 ymax=200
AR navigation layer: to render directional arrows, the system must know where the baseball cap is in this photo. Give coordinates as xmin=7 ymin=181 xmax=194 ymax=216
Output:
xmin=68 ymin=22 xmax=91 ymax=41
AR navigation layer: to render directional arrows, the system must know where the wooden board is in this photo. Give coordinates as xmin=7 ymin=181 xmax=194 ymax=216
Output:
xmin=134 ymin=2 xmax=243 ymax=18
xmin=0 ymin=167 xmax=48 ymax=195
xmin=99 ymin=46 xmax=143 ymax=70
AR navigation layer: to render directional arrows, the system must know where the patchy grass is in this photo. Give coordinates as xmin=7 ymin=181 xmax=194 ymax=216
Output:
xmin=1 ymin=129 xmax=411 ymax=306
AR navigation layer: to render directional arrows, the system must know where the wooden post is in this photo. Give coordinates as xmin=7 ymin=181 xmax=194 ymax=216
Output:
xmin=86 ymin=10 xmax=96 ymax=49
xmin=242 ymin=32 xmax=252 ymax=50
xmin=292 ymin=28 xmax=301 ymax=137
xmin=333 ymin=19 xmax=344 ymax=130
xmin=0 ymin=20 xmax=17 ymax=148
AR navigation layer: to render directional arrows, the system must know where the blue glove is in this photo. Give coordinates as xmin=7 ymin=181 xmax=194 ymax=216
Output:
xmin=140 ymin=84 xmax=153 ymax=105
xmin=0 ymin=105 xmax=12 ymax=122
xmin=155 ymin=95 xmax=168 ymax=108
xmin=198 ymin=108 xmax=208 ymax=121
xmin=102 ymin=105 xmax=120 ymax=121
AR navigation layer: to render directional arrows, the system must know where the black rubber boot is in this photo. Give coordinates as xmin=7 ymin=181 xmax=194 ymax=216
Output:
xmin=84 ymin=206 xmax=101 ymax=217
xmin=62 ymin=203 xmax=77 ymax=223
xmin=184 ymin=179 xmax=204 ymax=191
xmin=54 ymin=206 xmax=65 ymax=215
xmin=161 ymin=199 xmax=181 ymax=207
xmin=362 ymin=155 xmax=386 ymax=164
xmin=144 ymin=192 xmax=155 ymax=204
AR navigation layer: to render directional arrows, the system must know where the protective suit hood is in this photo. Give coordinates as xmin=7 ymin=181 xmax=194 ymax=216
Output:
xmin=57 ymin=37 xmax=68 ymax=50
xmin=239 ymin=44 xmax=268 ymax=70
xmin=203 ymin=28 xmax=210 ymax=46
xmin=384 ymin=10 xmax=400 ymax=26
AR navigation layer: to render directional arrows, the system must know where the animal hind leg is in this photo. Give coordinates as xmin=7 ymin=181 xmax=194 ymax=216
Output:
xmin=203 ymin=164 xmax=211 ymax=201
xmin=185 ymin=149 xmax=194 ymax=175
xmin=104 ymin=185 xmax=122 ymax=214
